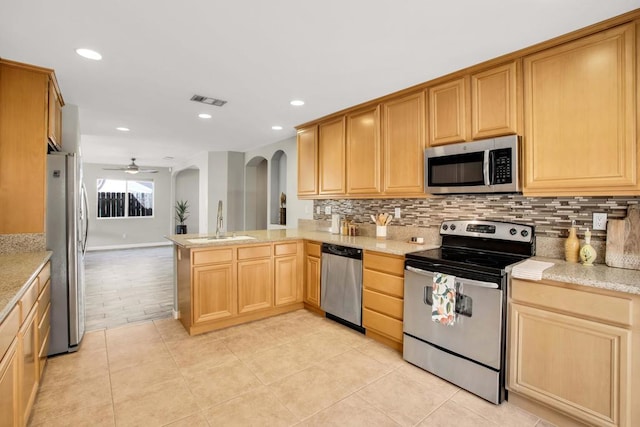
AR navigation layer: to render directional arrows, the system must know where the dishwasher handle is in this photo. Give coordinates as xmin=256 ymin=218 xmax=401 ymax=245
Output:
xmin=321 ymin=243 xmax=362 ymax=260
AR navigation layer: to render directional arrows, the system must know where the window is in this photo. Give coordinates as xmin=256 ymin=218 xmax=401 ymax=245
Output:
xmin=97 ymin=179 xmax=154 ymax=218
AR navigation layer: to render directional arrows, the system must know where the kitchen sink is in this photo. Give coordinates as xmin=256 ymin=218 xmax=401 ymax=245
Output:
xmin=186 ymin=236 xmax=256 ymax=244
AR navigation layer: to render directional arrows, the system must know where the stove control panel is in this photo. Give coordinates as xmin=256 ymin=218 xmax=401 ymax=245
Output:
xmin=440 ymin=220 xmax=534 ymax=243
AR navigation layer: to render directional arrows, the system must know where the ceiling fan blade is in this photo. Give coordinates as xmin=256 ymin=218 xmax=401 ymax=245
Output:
xmin=138 ymin=169 xmax=159 ymax=173
xmin=102 ymin=167 xmax=128 ymax=171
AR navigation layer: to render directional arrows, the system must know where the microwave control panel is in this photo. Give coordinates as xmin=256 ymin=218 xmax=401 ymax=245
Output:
xmin=491 ymin=148 xmax=512 ymax=184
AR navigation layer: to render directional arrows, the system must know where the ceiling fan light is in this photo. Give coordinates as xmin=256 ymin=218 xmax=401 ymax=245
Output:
xmin=125 ymin=169 xmax=139 ymax=174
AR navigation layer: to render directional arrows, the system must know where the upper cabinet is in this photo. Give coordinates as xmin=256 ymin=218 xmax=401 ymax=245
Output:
xmin=318 ymin=117 xmax=346 ymax=195
xmin=296 ymin=125 xmax=318 ymax=196
xmin=382 ymin=92 xmax=426 ymax=195
xmin=0 ymin=59 xmax=63 ymax=234
xmin=471 ymin=62 xmax=519 ymax=139
xmin=523 ymin=23 xmax=637 ymax=196
xmin=428 ymin=77 xmax=469 ymax=145
xmin=428 ymin=61 xmax=519 ymax=147
xmin=346 ymin=106 xmax=381 ymax=195
xmin=47 ymin=79 xmax=63 ymax=150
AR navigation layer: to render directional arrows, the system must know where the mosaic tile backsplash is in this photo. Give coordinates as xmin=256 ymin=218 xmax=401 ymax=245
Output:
xmin=313 ymin=195 xmax=640 ymax=243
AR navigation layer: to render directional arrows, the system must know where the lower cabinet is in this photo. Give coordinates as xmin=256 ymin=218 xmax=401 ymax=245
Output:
xmin=19 ymin=306 xmax=38 ymax=426
xmin=303 ymin=241 xmax=321 ymax=310
xmin=0 ymin=340 xmax=18 ymax=427
xmin=508 ymin=278 xmax=639 ymax=427
xmin=362 ymin=250 xmax=405 ymax=351
xmin=177 ymin=241 xmax=303 ymax=335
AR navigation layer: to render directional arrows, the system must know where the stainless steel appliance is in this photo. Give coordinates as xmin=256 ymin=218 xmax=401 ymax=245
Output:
xmin=425 ymin=135 xmax=521 ymax=194
xmin=320 ymin=243 xmax=364 ymax=332
xmin=46 ymin=152 xmax=88 ymax=355
xmin=403 ymin=220 xmax=534 ymax=404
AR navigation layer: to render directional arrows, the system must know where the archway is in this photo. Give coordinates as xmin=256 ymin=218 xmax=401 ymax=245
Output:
xmin=245 ymin=156 xmax=268 ymax=230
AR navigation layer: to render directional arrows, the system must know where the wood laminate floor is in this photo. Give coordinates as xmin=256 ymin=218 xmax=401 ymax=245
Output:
xmin=29 ymin=310 xmax=556 ymax=426
xmin=84 ymin=246 xmax=174 ymax=331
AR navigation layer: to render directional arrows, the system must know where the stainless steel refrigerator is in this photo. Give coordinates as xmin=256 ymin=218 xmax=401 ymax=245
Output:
xmin=46 ymin=152 xmax=88 ymax=355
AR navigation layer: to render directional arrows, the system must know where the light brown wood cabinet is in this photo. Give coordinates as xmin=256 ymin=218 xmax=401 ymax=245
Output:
xmin=522 ymin=23 xmax=637 ymax=196
xmin=362 ymin=250 xmax=405 ymax=351
xmin=318 ymin=117 xmax=346 ymax=195
xmin=382 ymin=91 xmax=426 ymax=195
xmin=47 ymin=78 xmax=63 ymax=150
xmin=177 ymin=242 xmax=303 ymax=335
xmin=0 ymin=339 xmax=18 ymax=427
xmin=274 ymin=242 xmax=303 ymax=306
xmin=296 ymin=126 xmax=318 ymax=196
xmin=428 ymin=77 xmax=469 ymax=145
xmin=0 ymin=60 xmax=63 ymax=234
xmin=508 ymin=278 xmax=640 ymax=427
xmin=303 ymin=241 xmax=322 ymax=309
xmin=346 ymin=106 xmax=381 ymax=194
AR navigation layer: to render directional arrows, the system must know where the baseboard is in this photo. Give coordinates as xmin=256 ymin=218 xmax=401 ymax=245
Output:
xmin=172 ymin=309 xmax=179 ymax=319
xmin=86 ymin=241 xmax=172 ymax=251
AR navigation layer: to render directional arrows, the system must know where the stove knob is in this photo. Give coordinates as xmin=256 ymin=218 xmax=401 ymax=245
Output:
xmin=442 ymin=224 xmax=448 ymax=231
xmin=521 ymin=229 xmax=529 ymax=237
xmin=509 ymin=228 xmax=517 ymax=235
xmin=450 ymin=224 xmax=456 ymax=231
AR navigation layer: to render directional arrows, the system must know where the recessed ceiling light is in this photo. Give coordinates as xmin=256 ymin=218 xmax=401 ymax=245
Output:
xmin=272 ymin=125 xmax=283 ymax=130
xmin=75 ymin=48 xmax=102 ymax=60
xmin=198 ymin=113 xmax=212 ymax=119
xmin=290 ymin=100 xmax=305 ymax=106
xmin=116 ymin=127 xmax=130 ymax=132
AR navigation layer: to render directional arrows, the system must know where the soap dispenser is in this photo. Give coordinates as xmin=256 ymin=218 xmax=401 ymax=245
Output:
xmin=564 ymin=220 xmax=580 ymax=263
xmin=580 ymin=228 xmax=597 ymax=266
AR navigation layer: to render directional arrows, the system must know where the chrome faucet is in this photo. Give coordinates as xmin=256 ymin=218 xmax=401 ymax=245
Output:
xmin=215 ymin=200 xmax=223 ymax=238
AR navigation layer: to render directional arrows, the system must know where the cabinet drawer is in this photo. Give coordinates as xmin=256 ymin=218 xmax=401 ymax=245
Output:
xmin=193 ymin=248 xmax=234 ymax=265
xmin=511 ymin=279 xmax=632 ymax=326
xmin=37 ymin=302 xmax=50 ymax=350
xmin=363 ymin=290 xmax=403 ymax=320
xmin=38 ymin=262 xmax=51 ymax=294
xmin=305 ymin=241 xmax=321 ymax=258
xmin=37 ymin=280 xmax=51 ymax=321
xmin=363 ymin=251 xmax=404 ymax=276
xmin=19 ymin=279 xmax=39 ymax=322
xmin=275 ymin=242 xmax=297 ymax=256
xmin=0 ymin=305 xmax=19 ymax=360
xmin=238 ymin=245 xmax=271 ymax=260
xmin=363 ymin=308 xmax=403 ymax=341
xmin=38 ymin=330 xmax=49 ymax=378
xmin=363 ymin=269 xmax=404 ymax=298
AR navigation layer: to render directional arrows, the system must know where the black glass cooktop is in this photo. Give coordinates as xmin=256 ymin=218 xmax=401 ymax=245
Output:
xmin=405 ymin=246 xmax=528 ymax=275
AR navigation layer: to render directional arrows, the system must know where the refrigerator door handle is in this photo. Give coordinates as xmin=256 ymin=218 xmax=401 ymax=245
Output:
xmin=81 ymin=182 xmax=89 ymax=255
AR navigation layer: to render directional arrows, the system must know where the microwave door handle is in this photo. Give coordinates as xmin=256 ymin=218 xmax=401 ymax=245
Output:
xmin=483 ymin=150 xmax=491 ymax=185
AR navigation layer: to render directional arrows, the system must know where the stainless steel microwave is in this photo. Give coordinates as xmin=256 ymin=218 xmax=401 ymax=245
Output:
xmin=425 ymin=135 xmax=521 ymax=194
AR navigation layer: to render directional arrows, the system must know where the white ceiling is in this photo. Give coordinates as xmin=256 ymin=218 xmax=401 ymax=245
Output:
xmin=1 ymin=1 xmax=637 ymax=169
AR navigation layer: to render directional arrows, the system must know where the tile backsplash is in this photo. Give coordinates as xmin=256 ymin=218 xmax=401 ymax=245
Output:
xmin=313 ymin=195 xmax=640 ymax=243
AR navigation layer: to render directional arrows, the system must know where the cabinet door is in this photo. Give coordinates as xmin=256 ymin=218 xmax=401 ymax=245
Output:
xmin=274 ymin=255 xmax=299 ymax=306
xmin=304 ymin=256 xmax=321 ymax=307
xmin=523 ymin=23 xmax=637 ymax=195
xmin=471 ymin=62 xmax=518 ymax=139
xmin=296 ymin=126 xmax=318 ymax=196
xmin=193 ymin=264 xmax=236 ymax=324
xmin=0 ymin=340 xmax=18 ymax=427
xmin=509 ymin=302 xmax=630 ymax=427
xmin=318 ymin=117 xmax=346 ymax=195
xmin=19 ymin=307 xmax=38 ymax=425
xmin=428 ymin=77 xmax=469 ymax=146
xmin=346 ymin=106 xmax=381 ymax=194
xmin=47 ymin=79 xmax=62 ymax=150
xmin=382 ymin=92 xmax=426 ymax=194
xmin=237 ymin=258 xmax=273 ymax=314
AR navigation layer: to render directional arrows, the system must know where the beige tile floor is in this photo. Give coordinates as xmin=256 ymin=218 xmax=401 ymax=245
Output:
xmin=29 ymin=310 xmax=555 ymax=427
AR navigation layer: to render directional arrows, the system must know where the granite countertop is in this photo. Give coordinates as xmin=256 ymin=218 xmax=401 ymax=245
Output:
xmin=166 ymin=229 xmax=438 ymax=256
xmin=0 ymin=251 xmax=52 ymax=322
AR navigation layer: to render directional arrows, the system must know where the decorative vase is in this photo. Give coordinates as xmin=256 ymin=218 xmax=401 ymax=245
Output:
xmin=564 ymin=222 xmax=580 ymax=263
xmin=279 ymin=208 xmax=286 ymax=225
xmin=176 ymin=225 xmax=187 ymax=235
xmin=580 ymin=228 xmax=597 ymax=266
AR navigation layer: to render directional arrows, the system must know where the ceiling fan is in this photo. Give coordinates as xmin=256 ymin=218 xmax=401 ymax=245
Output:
xmin=103 ymin=158 xmax=158 ymax=174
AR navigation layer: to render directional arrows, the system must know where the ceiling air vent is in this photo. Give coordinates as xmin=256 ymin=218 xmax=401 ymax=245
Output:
xmin=190 ymin=94 xmax=227 ymax=107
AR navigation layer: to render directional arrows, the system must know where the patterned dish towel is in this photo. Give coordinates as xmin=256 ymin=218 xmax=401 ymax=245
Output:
xmin=432 ymin=273 xmax=456 ymax=326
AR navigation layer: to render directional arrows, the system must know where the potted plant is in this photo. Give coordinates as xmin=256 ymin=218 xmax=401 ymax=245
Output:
xmin=175 ymin=200 xmax=189 ymax=234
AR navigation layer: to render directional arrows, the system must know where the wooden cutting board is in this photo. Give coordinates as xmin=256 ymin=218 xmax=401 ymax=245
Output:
xmin=606 ymin=205 xmax=640 ymax=270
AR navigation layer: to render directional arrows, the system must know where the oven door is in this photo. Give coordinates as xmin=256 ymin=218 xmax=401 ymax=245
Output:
xmin=403 ymin=265 xmax=503 ymax=370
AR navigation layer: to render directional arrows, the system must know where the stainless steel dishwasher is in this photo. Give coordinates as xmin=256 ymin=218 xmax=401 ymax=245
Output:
xmin=320 ymin=243 xmax=364 ymax=332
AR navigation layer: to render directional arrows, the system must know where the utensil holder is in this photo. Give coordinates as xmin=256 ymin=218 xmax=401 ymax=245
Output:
xmin=376 ymin=225 xmax=387 ymax=239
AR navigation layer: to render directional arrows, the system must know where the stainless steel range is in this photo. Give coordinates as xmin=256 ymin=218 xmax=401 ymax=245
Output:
xmin=403 ymin=220 xmax=535 ymax=404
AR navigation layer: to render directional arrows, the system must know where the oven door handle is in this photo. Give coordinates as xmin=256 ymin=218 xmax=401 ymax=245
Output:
xmin=406 ymin=266 xmax=499 ymax=289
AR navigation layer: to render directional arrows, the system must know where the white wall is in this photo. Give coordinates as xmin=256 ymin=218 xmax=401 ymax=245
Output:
xmin=83 ymin=163 xmax=172 ymax=249
xmin=175 ymin=168 xmax=199 ymax=234
xmin=243 ymin=136 xmax=313 ymax=228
